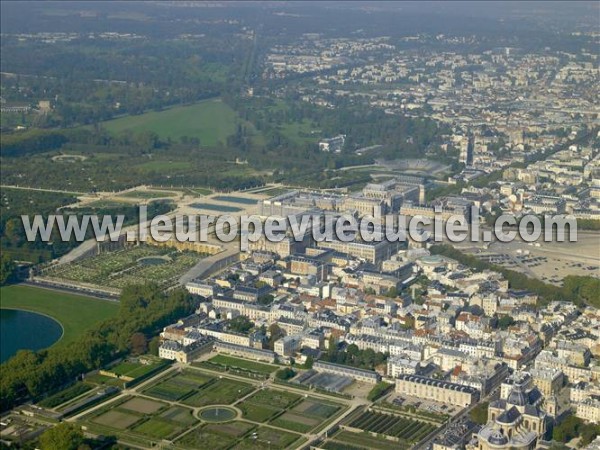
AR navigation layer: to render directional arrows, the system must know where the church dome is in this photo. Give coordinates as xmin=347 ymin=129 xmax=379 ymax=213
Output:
xmin=489 ymin=430 xmax=509 ymax=446
xmin=507 ymin=385 xmax=527 ymax=407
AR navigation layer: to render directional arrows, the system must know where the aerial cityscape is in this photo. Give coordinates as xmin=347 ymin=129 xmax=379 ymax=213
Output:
xmin=0 ymin=2 xmax=598 ymax=450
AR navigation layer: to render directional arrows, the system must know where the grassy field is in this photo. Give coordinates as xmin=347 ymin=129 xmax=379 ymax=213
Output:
xmin=239 ymin=389 xmax=301 ymax=423
xmin=235 ymin=426 xmax=301 ymax=450
xmin=144 ymin=370 xmax=214 ymax=401
xmin=0 ymin=285 xmax=118 ymax=347
xmin=183 ymin=187 xmax=213 ymax=196
xmin=117 ymin=190 xmax=177 ymax=199
xmin=108 ymin=357 xmax=168 ymax=380
xmin=159 ymin=406 xmax=197 ymax=425
xmin=176 ymin=425 xmax=238 ymax=450
xmin=101 ymin=99 xmax=240 ymax=146
xmin=132 ymin=418 xmax=183 ymax=440
xmin=183 ymin=378 xmax=253 ymax=407
xmin=278 ymin=119 xmax=318 ymax=145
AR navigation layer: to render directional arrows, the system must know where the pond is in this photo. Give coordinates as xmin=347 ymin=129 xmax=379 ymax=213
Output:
xmin=0 ymin=309 xmax=63 ymax=362
xmin=212 ymin=196 xmax=258 ymax=205
xmin=137 ymin=257 xmax=169 ymax=266
xmin=199 ymin=406 xmax=237 ymax=422
xmin=189 ymin=203 xmax=243 ymax=213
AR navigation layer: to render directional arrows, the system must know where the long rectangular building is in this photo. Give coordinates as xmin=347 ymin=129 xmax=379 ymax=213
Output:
xmin=214 ymin=341 xmax=276 ymax=363
xmin=313 ymin=360 xmax=381 ymax=384
xmin=395 ymin=374 xmax=479 ymax=407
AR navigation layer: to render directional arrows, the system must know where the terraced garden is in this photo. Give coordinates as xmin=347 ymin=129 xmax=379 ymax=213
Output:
xmin=42 ymin=245 xmax=204 ymax=291
xmin=144 ymin=370 xmax=214 ymax=402
xmin=239 ymin=389 xmax=301 ymax=423
xmin=182 ymin=377 xmax=254 ymax=407
xmin=84 ymin=396 xmax=192 ymax=443
xmin=238 ymin=388 xmax=343 ymax=434
xmin=76 ymin=361 xmax=348 ymax=449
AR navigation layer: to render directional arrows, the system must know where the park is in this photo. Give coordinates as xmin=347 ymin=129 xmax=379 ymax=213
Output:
xmin=0 ymin=285 xmax=118 ymax=347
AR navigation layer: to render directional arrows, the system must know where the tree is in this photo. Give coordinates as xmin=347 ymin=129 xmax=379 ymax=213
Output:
xmin=401 ymin=315 xmax=415 ymax=330
xmin=257 ymin=294 xmax=274 ymax=306
xmin=497 ymin=315 xmax=516 ymax=330
xmin=228 ymin=316 xmax=254 ymax=335
xmin=148 ymin=336 xmax=161 ymax=356
xmin=367 ymin=382 xmax=393 ymax=401
xmin=553 ymin=413 xmax=600 ymax=446
xmin=3 ymin=218 xmax=23 ymax=246
xmin=385 ymin=287 xmax=399 ymax=298
xmin=469 ymin=402 xmax=489 ymax=425
xmin=305 ymin=354 xmax=314 ymax=369
xmin=267 ymin=324 xmax=284 ymax=350
xmin=38 ymin=423 xmax=84 ymax=450
xmin=0 ymin=254 xmax=17 ymax=285
xmin=275 ymin=368 xmax=296 ymax=380
xmin=327 ymin=335 xmax=338 ymax=357
xmin=129 ymin=332 xmax=148 ymax=355
xmin=553 ymin=414 xmax=581 ymax=442
xmin=322 ymin=345 xmax=387 ymax=370
xmin=563 ymin=276 xmax=600 ymax=308
xmin=346 ymin=344 xmax=360 ymax=357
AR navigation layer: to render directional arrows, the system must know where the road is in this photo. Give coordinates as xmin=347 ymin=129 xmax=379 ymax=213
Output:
xmin=0 ymin=184 xmax=87 ymax=195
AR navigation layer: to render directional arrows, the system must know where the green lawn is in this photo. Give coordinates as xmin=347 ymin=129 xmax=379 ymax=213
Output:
xmin=238 ymin=389 xmax=302 ymax=423
xmin=0 ymin=285 xmax=119 ymax=347
xmin=234 ymin=426 xmax=301 ymax=450
xmin=278 ymin=119 xmax=318 ymax=144
xmin=176 ymin=426 xmax=237 ymax=450
xmin=132 ymin=418 xmax=182 ymax=440
xmin=145 ymin=379 xmax=195 ymax=402
xmin=100 ymin=99 xmax=240 ymax=146
xmin=117 ymin=190 xmax=177 ymax=199
xmin=182 ymin=378 xmax=253 ymax=407
xmin=240 ymin=402 xmax=279 ymax=422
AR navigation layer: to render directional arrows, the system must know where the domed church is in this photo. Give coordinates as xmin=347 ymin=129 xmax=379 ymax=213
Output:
xmin=469 ymin=381 xmax=548 ymax=450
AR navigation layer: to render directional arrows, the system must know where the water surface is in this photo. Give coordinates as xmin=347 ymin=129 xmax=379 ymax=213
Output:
xmin=0 ymin=309 xmax=63 ymax=363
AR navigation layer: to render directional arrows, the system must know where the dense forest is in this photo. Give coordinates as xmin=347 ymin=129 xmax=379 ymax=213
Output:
xmin=0 ymin=187 xmax=173 ymax=265
xmin=1 ymin=96 xmax=448 ymax=193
